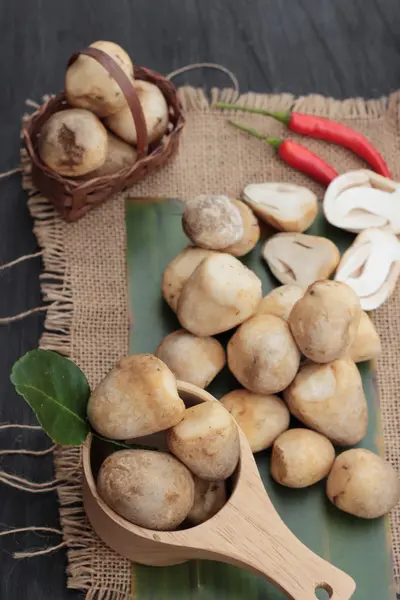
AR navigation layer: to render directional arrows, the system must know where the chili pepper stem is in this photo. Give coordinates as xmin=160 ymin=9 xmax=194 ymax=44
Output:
xmin=228 ymin=120 xmax=282 ymax=148
xmin=217 ymin=103 xmax=291 ymax=125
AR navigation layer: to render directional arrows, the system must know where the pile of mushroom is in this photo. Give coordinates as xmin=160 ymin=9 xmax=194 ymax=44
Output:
xmin=38 ymin=40 xmax=170 ymax=179
xmin=152 ymin=174 xmax=399 ymax=520
xmin=88 ymin=354 xmax=239 ymax=531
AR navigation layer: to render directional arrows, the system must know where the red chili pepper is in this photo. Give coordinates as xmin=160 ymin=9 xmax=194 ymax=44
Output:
xmin=229 ymin=120 xmax=338 ymax=186
xmin=218 ymin=103 xmax=391 ymax=178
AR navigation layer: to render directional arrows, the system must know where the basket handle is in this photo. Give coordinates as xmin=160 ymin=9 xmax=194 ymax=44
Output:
xmin=67 ymin=47 xmax=149 ymax=157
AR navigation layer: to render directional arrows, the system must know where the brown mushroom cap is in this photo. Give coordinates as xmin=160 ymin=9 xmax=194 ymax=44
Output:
xmin=288 ymin=280 xmax=362 ymax=363
xmin=186 ymin=478 xmax=226 ymax=526
xmin=86 ymin=132 xmax=137 ymax=177
xmin=283 ymin=358 xmax=368 ymax=446
xmin=220 ymin=389 xmax=290 ymax=452
xmin=155 ymin=329 xmax=226 ymax=389
xmin=182 ymin=195 xmax=244 ymax=250
xmin=223 ymin=199 xmax=260 ymax=257
xmin=177 ymin=253 xmax=262 ymax=336
xmin=271 ymin=429 xmax=335 ymax=488
xmin=227 ymin=314 xmax=301 ymax=395
xmin=326 ymin=449 xmax=400 ymax=518
xmin=97 ymin=449 xmax=194 ymax=530
xmin=38 ymin=109 xmax=108 ymax=177
xmin=65 ymin=41 xmax=134 ymax=117
xmin=105 ymin=80 xmax=169 ymax=145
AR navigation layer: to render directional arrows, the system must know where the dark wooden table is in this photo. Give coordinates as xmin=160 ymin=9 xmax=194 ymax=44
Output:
xmin=0 ymin=1 xmax=399 ymax=598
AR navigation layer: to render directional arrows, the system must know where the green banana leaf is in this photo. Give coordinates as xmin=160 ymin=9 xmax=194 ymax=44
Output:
xmin=125 ymin=198 xmax=396 ymax=600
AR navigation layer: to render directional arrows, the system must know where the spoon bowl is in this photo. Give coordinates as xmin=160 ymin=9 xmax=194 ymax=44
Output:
xmin=83 ymin=381 xmax=356 ymax=600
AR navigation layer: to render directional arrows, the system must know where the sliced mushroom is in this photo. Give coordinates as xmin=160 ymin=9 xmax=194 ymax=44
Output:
xmin=177 ymin=253 xmax=262 ymax=336
xmin=162 ymin=247 xmax=216 ymax=312
xmin=349 ymin=311 xmax=381 ymax=363
xmin=256 ymin=284 xmax=304 ymax=321
xmin=243 ymin=182 xmax=318 ymax=232
xmin=182 ymin=195 xmax=244 ymax=250
xmin=335 ymin=228 xmax=400 ymax=310
xmin=262 ymin=233 xmax=340 ymax=289
xmin=323 ymin=169 xmax=400 ymax=233
xmin=223 ymin=199 xmax=260 ymax=256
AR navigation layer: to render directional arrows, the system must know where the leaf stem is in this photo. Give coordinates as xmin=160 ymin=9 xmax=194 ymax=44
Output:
xmin=91 ymin=432 xmax=158 ymax=452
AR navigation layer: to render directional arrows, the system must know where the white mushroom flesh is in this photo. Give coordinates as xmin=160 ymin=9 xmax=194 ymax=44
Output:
xmin=323 ymin=169 xmax=400 ymax=233
xmin=244 ymin=182 xmax=318 ymax=232
xmin=335 ymin=228 xmax=400 ymax=310
xmin=262 ymin=232 xmax=340 ymax=289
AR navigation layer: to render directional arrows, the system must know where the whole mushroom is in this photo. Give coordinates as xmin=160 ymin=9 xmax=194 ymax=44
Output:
xmin=220 ymin=389 xmax=290 ymax=453
xmin=87 ymin=354 xmax=185 ymax=439
xmin=186 ymin=478 xmax=226 ymax=526
xmin=177 ymin=253 xmax=262 ymax=336
xmin=227 ymin=314 xmax=301 ymax=395
xmin=182 ymin=195 xmax=244 ymax=250
xmin=223 ymin=199 xmax=260 ymax=257
xmin=105 ymin=80 xmax=169 ymax=145
xmin=288 ymin=280 xmax=362 ymax=363
xmin=283 ymin=357 xmax=368 ymax=446
xmin=155 ymin=329 xmax=225 ymax=389
xmin=38 ymin=109 xmax=108 ymax=177
xmin=86 ymin=132 xmax=137 ymax=177
xmin=349 ymin=311 xmax=381 ymax=363
xmin=327 ymin=449 xmax=400 ymax=518
xmin=65 ymin=41 xmax=134 ymax=117
xmin=256 ymin=284 xmax=304 ymax=322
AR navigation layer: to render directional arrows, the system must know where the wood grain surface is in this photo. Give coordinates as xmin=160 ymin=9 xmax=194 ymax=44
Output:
xmin=0 ymin=1 xmax=399 ymax=599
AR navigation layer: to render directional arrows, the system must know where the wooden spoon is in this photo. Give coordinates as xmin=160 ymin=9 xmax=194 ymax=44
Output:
xmin=83 ymin=381 xmax=356 ymax=600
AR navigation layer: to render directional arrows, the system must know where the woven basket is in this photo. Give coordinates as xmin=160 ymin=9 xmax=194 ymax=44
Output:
xmin=23 ymin=47 xmax=185 ymax=221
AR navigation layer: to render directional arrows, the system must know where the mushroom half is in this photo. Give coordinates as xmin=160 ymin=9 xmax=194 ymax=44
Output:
xmin=262 ymin=233 xmax=340 ymax=289
xmin=243 ymin=182 xmax=318 ymax=233
xmin=323 ymin=169 xmax=400 ymax=233
xmin=335 ymin=228 xmax=400 ymax=310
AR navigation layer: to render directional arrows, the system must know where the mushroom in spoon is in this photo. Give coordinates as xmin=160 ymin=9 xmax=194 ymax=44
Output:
xmin=262 ymin=232 xmax=340 ymax=289
xmin=335 ymin=227 xmax=400 ymax=310
xmin=243 ymin=182 xmax=318 ymax=232
xmin=323 ymin=169 xmax=400 ymax=233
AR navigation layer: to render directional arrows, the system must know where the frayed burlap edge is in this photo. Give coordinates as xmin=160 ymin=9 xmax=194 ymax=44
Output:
xmin=24 ymin=86 xmax=400 ymax=599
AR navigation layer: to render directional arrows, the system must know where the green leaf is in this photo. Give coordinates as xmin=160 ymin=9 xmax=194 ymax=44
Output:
xmin=10 ymin=349 xmax=91 ymax=445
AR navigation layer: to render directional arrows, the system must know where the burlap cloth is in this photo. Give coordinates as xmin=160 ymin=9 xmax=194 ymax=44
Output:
xmin=24 ymin=87 xmax=400 ymax=599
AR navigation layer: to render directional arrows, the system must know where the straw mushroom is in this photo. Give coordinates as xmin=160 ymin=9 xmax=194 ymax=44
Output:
xmin=65 ymin=41 xmax=134 ymax=117
xmin=155 ymin=329 xmax=225 ymax=389
xmin=97 ymin=450 xmax=195 ymax=530
xmin=283 ymin=358 xmax=368 ymax=446
xmin=227 ymin=314 xmax=301 ymax=395
xmin=220 ymin=389 xmax=290 ymax=453
xmin=167 ymin=401 xmax=240 ymax=481
xmin=288 ymin=280 xmax=361 ymax=363
xmin=177 ymin=253 xmax=262 ymax=336
xmin=327 ymin=449 xmax=400 ymax=519
xmin=335 ymin=228 xmax=400 ymax=310
xmin=271 ymin=429 xmax=335 ymax=488
xmin=162 ymin=247 xmax=216 ymax=312
xmin=243 ymin=182 xmax=318 ymax=232
xmin=349 ymin=311 xmax=381 ymax=363
xmin=256 ymin=284 xmax=304 ymax=322
xmin=262 ymin=233 xmax=340 ymax=289
xmin=223 ymin=199 xmax=260 ymax=256
xmin=87 ymin=354 xmax=185 ymax=439
xmin=86 ymin=132 xmax=137 ymax=177
xmin=38 ymin=109 xmax=108 ymax=177
xmin=105 ymin=80 xmax=169 ymax=145
xmin=182 ymin=195 xmax=244 ymax=250
xmin=186 ymin=478 xmax=226 ymax=526
xmin=323 ymin=169 xmax=400 ymax=233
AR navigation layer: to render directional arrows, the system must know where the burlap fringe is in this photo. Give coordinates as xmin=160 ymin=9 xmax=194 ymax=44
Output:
xmin=21 ymin=88 xmax=400 ymax=598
